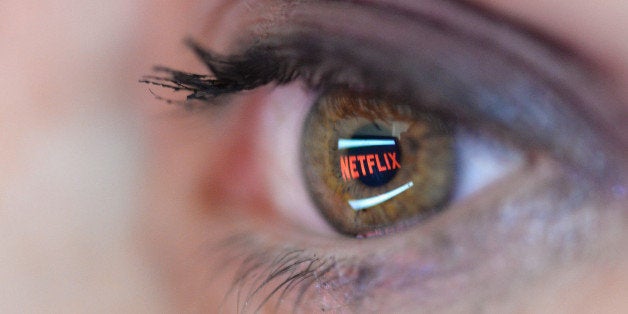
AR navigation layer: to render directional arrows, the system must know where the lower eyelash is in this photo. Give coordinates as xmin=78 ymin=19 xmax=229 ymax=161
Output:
xmin=216 ymin=234 xmax=331 ymax=312
xmin=216 ymin=233 xmax=391 ymax=313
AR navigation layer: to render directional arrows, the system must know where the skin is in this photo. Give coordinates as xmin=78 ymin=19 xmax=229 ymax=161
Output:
xmin=1 ymin=0 xmax=626 ymax=312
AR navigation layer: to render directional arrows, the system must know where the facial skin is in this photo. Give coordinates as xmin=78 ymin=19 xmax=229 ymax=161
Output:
xmin=1 ymin=0 xmax=626 ymax=313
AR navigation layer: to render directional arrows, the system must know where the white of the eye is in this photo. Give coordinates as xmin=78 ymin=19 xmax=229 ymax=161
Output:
xmin=453 ymin=129 xmax=524 ymax=199
xmin=258 ymin=83 xmax=335 ymax=234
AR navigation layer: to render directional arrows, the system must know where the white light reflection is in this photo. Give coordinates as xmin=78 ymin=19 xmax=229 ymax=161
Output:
xmin=349 ymin=181 xmax=414 ymax=210
xmin=337 ymin=138 xmax=396 ymax=150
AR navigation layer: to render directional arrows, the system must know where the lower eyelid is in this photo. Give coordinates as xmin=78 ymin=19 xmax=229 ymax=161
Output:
xmin=216 ymin=159 xmax=601 ymax=312
xmin=198 ymin=153 xmax=622 ymax=312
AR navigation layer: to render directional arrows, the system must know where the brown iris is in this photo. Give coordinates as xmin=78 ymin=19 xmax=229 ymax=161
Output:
xmin=301 ymin=90 xmax=456 ymax=236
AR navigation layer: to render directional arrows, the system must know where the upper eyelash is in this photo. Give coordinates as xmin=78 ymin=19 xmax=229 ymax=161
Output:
xmin=138 ymin=35 xmax=384 ymax=109
xmin=139 ymin=39 xmax=294 ymax=107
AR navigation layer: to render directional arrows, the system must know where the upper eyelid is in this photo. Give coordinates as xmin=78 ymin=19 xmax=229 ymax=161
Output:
xmin=144 ymin=0 xmax=623 ymax=179
xmin=232 ymin=1 xmax=621 ymax=177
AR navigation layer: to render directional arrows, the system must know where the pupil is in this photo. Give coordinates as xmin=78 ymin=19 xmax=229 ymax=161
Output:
xmin=346 ymin=124 xmax=401 ymax=187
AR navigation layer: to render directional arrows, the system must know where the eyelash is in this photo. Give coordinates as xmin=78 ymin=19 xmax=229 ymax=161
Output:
xmin=219 ymin=237 xmax=336 ymax=313
xmin=139 ymin=38 xmax=298 ymax=107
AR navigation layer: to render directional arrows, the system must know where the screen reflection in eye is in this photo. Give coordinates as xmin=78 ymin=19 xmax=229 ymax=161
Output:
xmin=140 ymin=0 xmax=624 ymax=311
xmin=141 ymin=42 xmax=526 ymax=238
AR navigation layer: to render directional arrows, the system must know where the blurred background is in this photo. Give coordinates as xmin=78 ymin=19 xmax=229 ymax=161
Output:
xmin=0 ymin=1 xmax=170 ymax=312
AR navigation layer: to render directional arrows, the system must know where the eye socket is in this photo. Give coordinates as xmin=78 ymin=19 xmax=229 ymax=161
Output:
xmin=140 ymin=1 xmax=627 ymax=311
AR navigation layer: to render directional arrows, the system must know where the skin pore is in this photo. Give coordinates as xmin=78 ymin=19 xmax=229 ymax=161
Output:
xmin=1 ymin=0 xmax=625 ymax=312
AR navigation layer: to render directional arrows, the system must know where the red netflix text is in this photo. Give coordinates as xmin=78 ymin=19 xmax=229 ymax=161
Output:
xmin=339 ymin=152 xmax=401 ymax=181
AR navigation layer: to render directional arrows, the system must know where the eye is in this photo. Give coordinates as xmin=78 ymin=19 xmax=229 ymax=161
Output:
xmin=301 ymin=88 xmax=521 ymax=236
xmin=140 ymin=3 xmax=620 ymax=241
